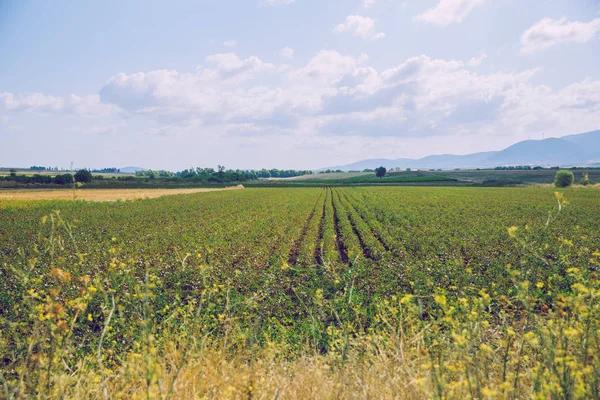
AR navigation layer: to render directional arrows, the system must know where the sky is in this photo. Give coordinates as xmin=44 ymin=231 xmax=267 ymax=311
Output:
xmin=1 ymin=0 xmax=599 ymax=171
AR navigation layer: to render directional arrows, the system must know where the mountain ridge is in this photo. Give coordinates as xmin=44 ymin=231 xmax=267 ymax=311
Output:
xmin=321 ymin=130 xmax=600 ymax=171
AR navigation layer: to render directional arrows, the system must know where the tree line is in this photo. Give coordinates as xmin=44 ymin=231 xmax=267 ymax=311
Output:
xmin=137 ymin=167 xmax=312 ymax=181
xmin=2 ymin=166 xmax=313 ymax=186
xmin=1 ymin=169 xmax=93 ymax=185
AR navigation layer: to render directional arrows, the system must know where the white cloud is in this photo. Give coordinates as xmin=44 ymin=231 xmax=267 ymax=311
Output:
xmin=0 ymin=92 xmax=64 ymax=113
xmin=467 ymin=52 xmax=487 ymax=67
xmin=0 ymin=92 xmax=113 ymax=117
xmin=520 ymin=17 xmax=600 ymax=53
xmin=364 ymin=0 xmax=376 ymax=8
xmin=4 ymin=48 xmax=591 ymax=151
xmin=335 ymin=15 xmax=385 ymax=40
xmin=1 ymin=46 xmax=599 ymax=171
xmin=92 ymin=49 xmax=600 ymax=144
xmin=223 ymin=40 xmax=237 ymax=48
xmin=259 ymin=0 xmax=295 ymax=6
xmin=2 ymin=43 xmax=597 ymax=147
xmin=280 ymin=47 xmax=295 ymax=59
xmin=291 ymin=50 xmax=357 ymax=84
xmin=415 ymin=0 xmax=484 ymax=26
xmin=204 ymin=53 xmax=277 ymax=78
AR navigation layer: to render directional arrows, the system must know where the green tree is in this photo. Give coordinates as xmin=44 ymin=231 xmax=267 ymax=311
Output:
xmin=581 ymin=173 xmax=590 ymax=186
xmin=54 ymin=174 xmax=74 ymax=185
xmin=554 ymin=170 xmax=574 ymax=188
xmin=217 ymin=165 xmax=226 ymax=180
xmin=375 ymin=166 xmax=387 ymax=178
xmin=9 ymin=168 xmax=17 ymax=177
xmin=74 ymin=169 xmax=93 ymax=183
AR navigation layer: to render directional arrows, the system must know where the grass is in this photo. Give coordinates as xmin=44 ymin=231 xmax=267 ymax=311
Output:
xmin=1 ymin=187 xmax=599 ymax=398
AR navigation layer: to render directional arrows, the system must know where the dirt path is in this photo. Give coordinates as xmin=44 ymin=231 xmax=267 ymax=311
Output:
xmin=0 ymin=186 xmax=244 ymax=202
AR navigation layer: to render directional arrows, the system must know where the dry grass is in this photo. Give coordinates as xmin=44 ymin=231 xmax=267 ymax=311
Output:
xmin=63 ymin=346 xmax=428 ymax=400
xmin=0 ymin=185 xmax=244 ymax=202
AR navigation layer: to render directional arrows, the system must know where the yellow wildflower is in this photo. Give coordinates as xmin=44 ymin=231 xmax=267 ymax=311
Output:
xmin=434 ymin=294 xmax=447 ymax=307
xmin=400 ymin=294 xmax=413 ymax=304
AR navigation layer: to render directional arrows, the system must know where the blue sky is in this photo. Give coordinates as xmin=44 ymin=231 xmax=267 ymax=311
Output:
xmin=1 ymin=0 xmax=599 ymax=170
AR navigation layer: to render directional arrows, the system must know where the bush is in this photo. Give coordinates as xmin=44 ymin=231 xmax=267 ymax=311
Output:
xmin=554 ymin=170 xmax=574 ymax=187
xmin=75 ymin=169 xmax=92 ymax=183
xmin=54 ymin=174 xmax=74 ymax=185
xmin=581 ymin=173 xmax=590 ymax=186
xmin=32 ymin=175 xmax=52 ymax=184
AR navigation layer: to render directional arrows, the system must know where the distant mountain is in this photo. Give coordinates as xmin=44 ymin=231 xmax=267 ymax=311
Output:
xmin=321 ymin=130 xmax=600 ymax=171
xmin=120 ymin=166 xmax=146 ymax=174
xmin=562 ymin=130 xmax=600 ymax=150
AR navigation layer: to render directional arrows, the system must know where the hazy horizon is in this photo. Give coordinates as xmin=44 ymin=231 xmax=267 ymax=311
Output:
xmin=1 ymin=0 xmax=600 ymax=171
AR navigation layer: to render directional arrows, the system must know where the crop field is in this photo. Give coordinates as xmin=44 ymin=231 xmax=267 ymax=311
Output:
xmin=0 ymin=186 xmax=244 ymax=202
xmin=262 ymin=169 xmax=600 ymax=186
xmin=1 ymin=187 xmax=600 ymax=398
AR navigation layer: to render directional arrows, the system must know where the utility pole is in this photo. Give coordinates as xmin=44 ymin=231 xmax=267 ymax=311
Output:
xmin=70 ymin=161 xmax=73 ymax=172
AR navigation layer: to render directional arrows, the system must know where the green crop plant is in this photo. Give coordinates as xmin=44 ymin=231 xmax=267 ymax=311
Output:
xmin=0 ymin=187 xmax=599 ymax=398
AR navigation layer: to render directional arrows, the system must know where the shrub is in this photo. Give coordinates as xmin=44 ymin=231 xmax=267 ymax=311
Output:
xmin=581 ymin=173 xmax=590 ymax=186
xmin=554 ymin=170 xmax=574 ymax=187
xmin=54 ymin=173 xmax=74 ymax=185
xmin=32 ymin=174 xmax=52 ymax=184
xmin=75 ymin=169 xmax=93 ymax=183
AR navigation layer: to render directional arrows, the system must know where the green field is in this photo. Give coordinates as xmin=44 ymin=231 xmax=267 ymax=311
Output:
xmin=258 ymin=168 xmax=600 ymax=187
xmin=1 ymin=187 xmax=599 ymax=398
xmin=437 ymin=168 xmax=600 ymax=184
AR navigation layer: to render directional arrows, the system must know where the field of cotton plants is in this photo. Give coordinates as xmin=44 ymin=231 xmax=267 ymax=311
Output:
xmin=1 ymin=187 xmax=599 ymax=398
